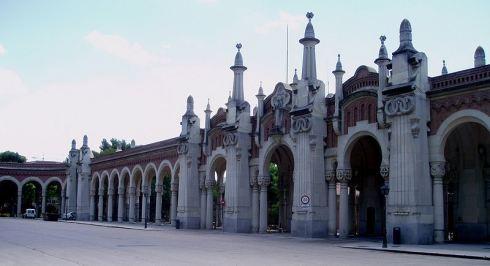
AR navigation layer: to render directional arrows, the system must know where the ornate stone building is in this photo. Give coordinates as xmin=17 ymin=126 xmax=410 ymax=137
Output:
xmin=1 ymin=13 xmax=489 ymax=244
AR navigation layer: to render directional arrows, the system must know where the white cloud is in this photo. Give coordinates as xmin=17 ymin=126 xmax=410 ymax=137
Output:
xmin=84 ymin=31 xmax=167 ymax=66
xmin=0 ymin=44 xmax=5 ymax=56
xmin=0 ymin=68 xmax=28 ymax=106
xmin=256 ymin=11 xmax=304 ymax=35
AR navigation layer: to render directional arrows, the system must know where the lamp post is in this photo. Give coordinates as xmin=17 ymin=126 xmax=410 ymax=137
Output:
xmin=380 ymin=183 xmax=390 ymax=248
xmin=144 ymin=190 xmax=149 ymax=229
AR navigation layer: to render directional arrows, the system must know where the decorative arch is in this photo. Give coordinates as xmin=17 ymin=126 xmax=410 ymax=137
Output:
xmin=119 ymin=167 xmax=131 ymax=188
xmin=156 ymin=160 xmax=173 ymax=186
xmin=20 ymin=176 xmax=44 ymax=189
xmin=43 ymin=176 xmax=63 ymax=191
xmin=109 ymin=169 xmax=120 ymax=190
xmin=206 ymin=148 xmax=226 ymax=180
xmin=99 ymin=171 xmax=110 ymax=187
xmin=143 ymin=162 xmax=158 ymax=187
xmin=171 ymin=160 xmax=181 ymax=184
xmin=258 ymin=135 xmax=295 ymax=177
xmin=130 ymin=165 xmax=144 ymax=187
xmin=0 ymin=176 xmax=21 ymax=190
xmin=337 ymin=121 xmax=389 ymax=169
xmin=91 ymin=172 xmax=100 ymax=190
xmin=429 ymin=109 xmax=490 ymax=161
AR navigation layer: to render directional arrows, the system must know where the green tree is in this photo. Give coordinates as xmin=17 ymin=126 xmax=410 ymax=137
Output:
xmin=268 ymin=163 xmax=280 ymax=226
xmin=93 ymin=138 xmax=135 ymax=158
xmin=0 ymin=151 xmax=27 ymax=163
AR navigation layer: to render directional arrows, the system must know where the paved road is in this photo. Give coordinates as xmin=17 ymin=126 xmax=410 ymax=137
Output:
xmin=0 ymin=218 xmax=486 ymax=265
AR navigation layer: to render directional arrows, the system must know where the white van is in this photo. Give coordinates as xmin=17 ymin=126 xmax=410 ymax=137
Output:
xmin=23 ymin=209 xmax=36 ymax=219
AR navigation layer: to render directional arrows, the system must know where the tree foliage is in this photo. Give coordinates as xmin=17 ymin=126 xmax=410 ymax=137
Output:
xmin=0 ymin=151 xmax=27 ymax=163
xmin=93 ymin=138 xmax=135 ymax=158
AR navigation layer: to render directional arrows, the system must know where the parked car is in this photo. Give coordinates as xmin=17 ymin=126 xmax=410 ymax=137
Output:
xmin=62 ymin=211 xmax=76 ymax=220
xmin=23 ymin=209 xmax=36 ymax=219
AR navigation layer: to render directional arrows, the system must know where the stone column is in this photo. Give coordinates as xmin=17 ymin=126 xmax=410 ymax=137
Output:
xmin=337 ymin=169 xmax=351 ymax=238
xmin=41 ymin=189 xmax=46 ymax=216
xmin=107 ymin=188 xmax=114 ymax=222
xmin=205 ymin=179 xmax=214 ymax=229
xmin=89 ymin=189 xmax=95 ymax=221
xmin=17 ymin=189 xmax=22 ymax=217
xmin=200 ymin=184 xmax=206 ymax=229
xmin=170 ymin=182 xmax=178 ymax=225
xmin=258 ymin=176 xmax=270 ymax=233
xmin=326 ymin=170 xmax=337 ymax=236
xmin=141 ymin=186 xmax=148 ymax=224
xmin=61 ymin=189 xmax=66 ymax=216
xmin=128 ymin=186 xmax=136 ymax=223
xmin=251 ymin=180 xmax=259 ymax=233
xmin=117 ymin=187 xmax=124 ymax=222
xmin=98 ymin=188 xmax=104 ymax=221
xmin=430 ymin=161 xmax=445 ymax=243
xmin=154 ymin=185 xmax=163 ymax=224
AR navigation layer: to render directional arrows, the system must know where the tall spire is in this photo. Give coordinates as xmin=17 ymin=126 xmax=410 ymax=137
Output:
xmin=299 ymin=12 xmax=320 ymax=82
xmin=378 ymin=35 xmax=388 ymax=59
xmin=83 ymin=135 xmax=88 ymax=147
xmin=441 ymin=60 xmax=448 ymax=75
xmin=293 ymin=68 xmax=299 ymax=83
xmin=71 ymin=139 xmax=76 ymax=150
xmin=186 ymin=95 xmax=195 ymax=115
xmin=230 ymin=43 xmax=247 ymax=105
xmin=393 ymin=19 xmax=417 ymax=55
xmin=335 ymin=54 xmax=343 ymax=72
xmin=474 ymin=46 xmax=486 ymax=67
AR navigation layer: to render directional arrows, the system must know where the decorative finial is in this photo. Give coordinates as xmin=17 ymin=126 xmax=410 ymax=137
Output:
xmin=337 ymin=54 xmax=341 ymax=61
xmin=83 ymin=135 xmax=88 ymax=147
xmin=236 ymin=43 xmax=242 ymax=51
xmin=441 ymin=60 xmax=448 ymax=75
xmin=443 ymin=60 xmax=446 ymax=66
xmin=306 ymin=12 xmax=314 ymax=21
xmin=380 ymin=35 xmax=386 ymax=45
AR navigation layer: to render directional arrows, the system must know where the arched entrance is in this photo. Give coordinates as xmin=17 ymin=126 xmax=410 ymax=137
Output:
xmin=157 ymin=163 xmax=172 ymax=224
xmin=45 ymin=180 xmax=62 ymax=216
xmin=208 ymin=156 xmax=226 ymax=229
xmin=264 ymin=144 xmax=294 ymax=233
xmin=143 ymin=165 xmax=157 ymax=223
xmin=130 ymin=166 xmax=143 ymax=223
xmin=444 ymin=122 xmax=490 ymax=242
xmin=0 ymin=178 xmax=18 ymax=217
xmin=120 ymin=169 xmax=131 ymax=222
xmin=348 ymin=135 xmax=383 ymax=237
xmin=22 ymin=179 xmax=42 ymax=218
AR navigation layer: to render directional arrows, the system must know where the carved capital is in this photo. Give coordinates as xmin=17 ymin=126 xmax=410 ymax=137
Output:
xmin=108 ymin=188 xmax=114 ymax=195
xmin=223 ymin=133 xmax=237 ymax=147
xmin=292 ymin=115 xmax=312 ymax=133
xmin=118 ymin=187 xmax=125 ymax=195
xmin=385 ymin=95 xmax=415 ymax=116
xmin=98 ymin=188 xmax=105 ymax=195
xmin=171 ymin=182 xmax=179 ymax=192
xmin=325 ymin=170 xmax=336 ymax=183
xmin=177 ymin=143 xmax=188 ymax=155
xmin=336 ymin=169 xmax=352 ymax=183
xmin=380 ymin=164 xmax=389 ymax=180
xmin=258 ymin=176 xmax=271 ymax=187
xmin=156 ymin=185 xmax=163 ymax=193
xmin=129 ymin=186 xmax=136 ymax=195
xmin=430 ymin=161 xmax=446 ymax=179
xmin=205 ymin=179 xmax=215 ymax=189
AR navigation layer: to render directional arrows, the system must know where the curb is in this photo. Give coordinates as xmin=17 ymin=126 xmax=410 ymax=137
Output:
xmin=59 ymin=220 xmax=167 ymax=231
xmin=341 ymin=246 xmax=490 ymax=261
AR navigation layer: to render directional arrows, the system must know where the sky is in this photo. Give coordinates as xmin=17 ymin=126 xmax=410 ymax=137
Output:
xmin=0 ymin=0 xmax=489 ymax=161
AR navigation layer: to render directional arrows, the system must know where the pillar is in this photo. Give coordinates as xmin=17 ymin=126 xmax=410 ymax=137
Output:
xmin=170 ymin=182 xmax=178 ymax=225
xmin=206 ymin=179 xmax=214 ymax=229
xmin=337 ymin=169 xmax=351 ymax=238
xmin=258 ymin=176 xmax=270 ymax=233
xmin=430 ymin=161 xmax=445 ymax=243
xmin=141 ymin=186 xmax=148 ymax=223
xmin=107 ymin=188 xmax=114 ymax=222
xmin=251 ymin=181 xmax=259 ymax=233
xmin=153 ymin=185 xmax=162 ymax=224
xmin=98 ymin=188 xmax=104 ymax=221
xmin=89 ymin=189 xmax=95 ymax=221
xmin=128 ymin=186 xmax=136 ymax=223
xmin=17 ymin=189 xmax=22 ymax=217
xmin=117 ymin=187 xmax=124 ymax=222
xmin=41 ymin=189 xmax=46 ymax=216
xmin=326 ymin=171 xmax=337 ymax=236
xmin=200 ymin=184 xmax=206 ymax=229
xmin=61 ymin=189 xmax=66 ymax=216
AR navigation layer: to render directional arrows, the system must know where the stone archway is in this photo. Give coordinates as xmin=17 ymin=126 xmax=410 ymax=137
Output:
xmin=0 ymin=177 xmax=20 ymax=217
xmin=143 ymin=163 xmax=157 ymax=223
xmin=348 ymin=136 xmax=383 ymax=237
xmin=206 ymin=154 xmax=226 ymax=229
xmin=443 ymin=122 xmax=490 ymax=242
xmin=156 ymin=161 xmax=173 ymax=224
xmin=21 ymin=177 xmax=43 ymax=218
xmin=130 ymin=165 xmax=144 ymax=223
xmin=120 ymin=168 xmax=131 ymax=222
xmin=261 ymin=143 xmax=294 ymax=233
xmin=44 ymin=178 xmax=62 ymax=217
xmin=90 ymin=173 xmax=100 ymax=221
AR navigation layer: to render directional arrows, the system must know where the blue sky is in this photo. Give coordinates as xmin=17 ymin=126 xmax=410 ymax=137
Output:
xmin=0 ymin=0 xmax=489 ymax=161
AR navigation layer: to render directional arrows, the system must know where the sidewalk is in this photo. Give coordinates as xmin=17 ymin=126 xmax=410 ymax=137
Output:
xmin=60 ymin=220 xmax=174 ymax=231
xmin=340 ymin=241 xmax=490 ymax=260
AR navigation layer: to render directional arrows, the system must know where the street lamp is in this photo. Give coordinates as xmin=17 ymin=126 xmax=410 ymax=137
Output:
xmin=380 ymin=183 xmax=390 ymax=248
xmin=144 ymin=190 xmax=149 ymax=229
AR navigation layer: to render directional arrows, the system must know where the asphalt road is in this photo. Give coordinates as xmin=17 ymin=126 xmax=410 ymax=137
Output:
xmin=0 ymin=218 xmax=486 ymax=265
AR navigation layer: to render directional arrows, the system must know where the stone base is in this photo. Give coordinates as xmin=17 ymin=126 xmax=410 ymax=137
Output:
xmin=178 ymin=216 xmax=201 ymax=229
xmin=223 ymin=217 xmax=251 ymax=233
xmin=291 ymin=219 xmax=328 ymax=238
xmin=77 ymin=212 xmax=90 ymax=221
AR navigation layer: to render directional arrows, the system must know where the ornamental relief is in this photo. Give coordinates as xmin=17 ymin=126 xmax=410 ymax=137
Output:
xmin=223 ymin=133 xmax=237 ymax=147
xmin=292 ymin=116 xmax=312 ymax=133
xmin=177 ymin=143 xmax=188 ymax=155
xmin=384 ymin=95 xmax=415 ymax=116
